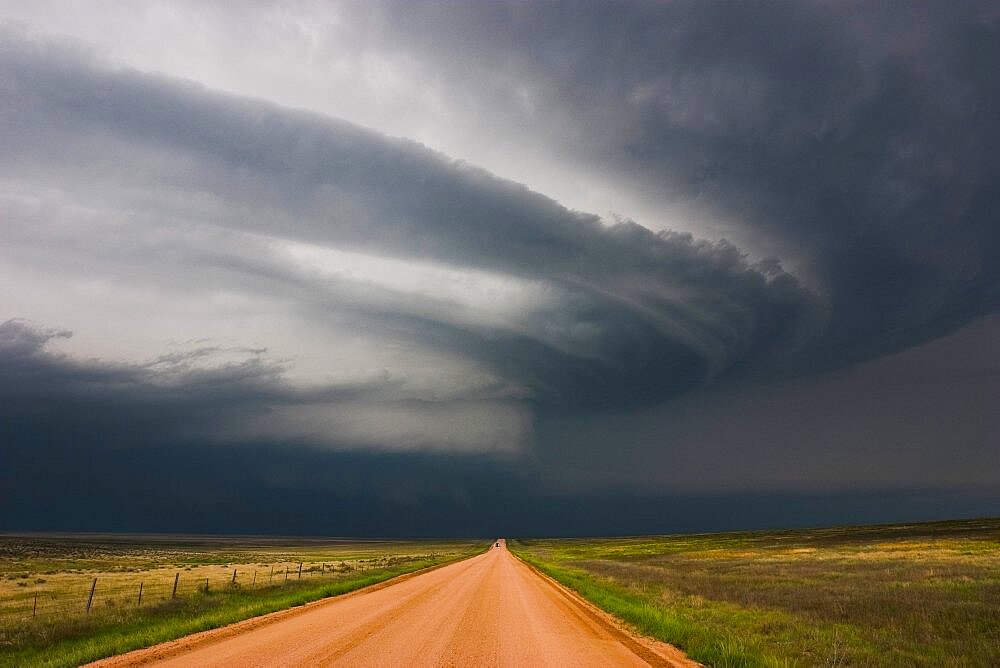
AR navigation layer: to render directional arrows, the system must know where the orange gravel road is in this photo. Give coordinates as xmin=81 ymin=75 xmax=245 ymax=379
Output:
xmin=90 ymin=540 xmax=697 ymax=667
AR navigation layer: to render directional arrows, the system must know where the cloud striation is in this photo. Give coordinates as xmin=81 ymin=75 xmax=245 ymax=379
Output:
xmin=1 ymin=1 xmax=999 ymax=534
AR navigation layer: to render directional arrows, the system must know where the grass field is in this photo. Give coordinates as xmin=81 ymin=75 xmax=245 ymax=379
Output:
xmin=511 ymin=518 xmax=1000 ymax=667
xmin=0 ymin=534 xmax=484 ymax=667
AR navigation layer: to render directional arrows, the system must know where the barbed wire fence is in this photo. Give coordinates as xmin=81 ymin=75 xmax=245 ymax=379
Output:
xmin=0 ymin=555 xmax=419 ymax=625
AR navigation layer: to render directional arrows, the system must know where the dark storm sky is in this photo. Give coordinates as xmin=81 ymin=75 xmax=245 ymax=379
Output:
xmin=2 ymin=1 xmax=999 ymax=536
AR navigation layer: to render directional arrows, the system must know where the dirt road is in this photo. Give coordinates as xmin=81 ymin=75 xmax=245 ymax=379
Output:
xmin=91 ymin=540 xmax=696 ymax=667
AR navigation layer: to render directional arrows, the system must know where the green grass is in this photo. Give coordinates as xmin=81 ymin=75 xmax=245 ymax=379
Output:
xmin=0 ymin=535 xmax=484 ymax=667
xmin=511 ymin=518 xmax=1000 ymax=667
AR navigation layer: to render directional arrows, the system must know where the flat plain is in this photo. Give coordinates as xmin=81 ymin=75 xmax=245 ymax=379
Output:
xmin=0 ymin=534 xmax=483 ymax=667
xmin=4 ymin=520 xmax=997 ymax=667
xmin=511 ymin=518 xmax=1000 ymax=667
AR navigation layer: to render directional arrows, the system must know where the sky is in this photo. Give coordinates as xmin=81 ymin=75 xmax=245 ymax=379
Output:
xmin=2 ymin=1 xmax=999 ymax=537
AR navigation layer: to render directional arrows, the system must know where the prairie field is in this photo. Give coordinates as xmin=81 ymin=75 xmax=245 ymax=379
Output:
xmin=511 ymin=518 xmax=1000 ymax=667
xmin=0 ymin=534 xmax=484 ymax=667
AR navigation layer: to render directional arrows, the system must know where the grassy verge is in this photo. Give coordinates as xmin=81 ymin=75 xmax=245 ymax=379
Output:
xmin=511 ymin=547 xmax=792 ymax=667
xmin=1 ymin=545 xmax=482 ymax=667
xmin=511 ymin=518 xmax=1000 ymax=667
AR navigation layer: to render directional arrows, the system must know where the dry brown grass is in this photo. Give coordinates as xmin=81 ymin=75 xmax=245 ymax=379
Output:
xmin=0 ymin=534 xmax=484 ymax=666
xmin=0 ymin=534 xmax=472 ymax=623
xmin=514 ymin=518 xmax=1000 ymax=666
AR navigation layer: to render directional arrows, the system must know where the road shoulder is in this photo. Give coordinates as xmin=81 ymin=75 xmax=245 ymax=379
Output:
xmin=509 ymin=551 xmax=701 ymax=668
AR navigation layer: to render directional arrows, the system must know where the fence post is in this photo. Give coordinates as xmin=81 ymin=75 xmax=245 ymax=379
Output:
xmin=269 ymin=565 xmax=274 ymax=584
xmin=252 ymin=571 xmax=257 ymax=588
xmin=298 ymin=562 xmax=303 ymax=579
xmin=137 ymin=581 xmax=143 ymax=606
xmin=204 ymin=577 xmax=209 ymax=593
xmin=284 ymin=567 xmax=288 ymax=583
xmin=86 ymin=578 xmax=97 ymax=613
xmin=232 ymin=569 xmax=237 ymax=585
xmin=172 ymin=572 xmax=179 ymax=599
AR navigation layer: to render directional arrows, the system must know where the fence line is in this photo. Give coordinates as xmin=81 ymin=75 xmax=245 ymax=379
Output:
xmin=1 ymin=555 xmax=418 ymax=624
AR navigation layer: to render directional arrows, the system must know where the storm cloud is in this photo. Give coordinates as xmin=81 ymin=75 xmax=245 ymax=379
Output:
xmin=1 ymin=2 xmax=999 ymax=534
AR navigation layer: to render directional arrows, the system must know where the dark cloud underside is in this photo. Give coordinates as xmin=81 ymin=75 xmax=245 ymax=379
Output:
xmin=1 ymin=1 xmax=999 ymax=534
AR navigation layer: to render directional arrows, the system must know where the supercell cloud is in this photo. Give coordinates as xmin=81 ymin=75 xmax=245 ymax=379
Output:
xmin=1 ymin=2 xmax=999 ymax=535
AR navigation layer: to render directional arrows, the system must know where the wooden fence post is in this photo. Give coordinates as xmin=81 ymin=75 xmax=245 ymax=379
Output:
xmin=86 ymin=578 xmax=97 ymax=613
xmin=298 ymin=562 xmax=303 ymax=579
xmin=232 ymin=569 xmax=237 ymax=584
xmin=269 ymin=565 xmax=274 ymax=584
xmin=284 ymin=567 xmax=288 ymax=582
xmin=172 ymin=572 xmax=179 ymax=598
xmin=204 ymin=577 xmax=209 ymax=593
xmin=252 ymin=571 xmax=257 ymax=588
xmin=137 ymin=581 xmax=143 ymax=606
xmin=32 ymin=592 xmax=37 ymax=619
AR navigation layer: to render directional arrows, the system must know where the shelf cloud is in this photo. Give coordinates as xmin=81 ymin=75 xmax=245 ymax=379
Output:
xmin=1 ymin=2 xmax=998 ymax=533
